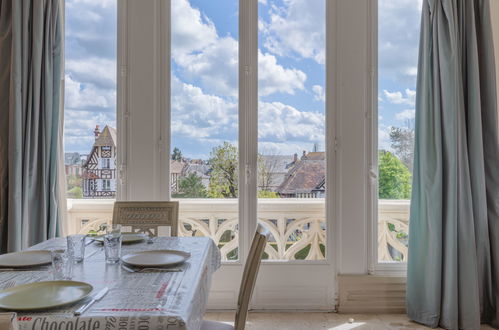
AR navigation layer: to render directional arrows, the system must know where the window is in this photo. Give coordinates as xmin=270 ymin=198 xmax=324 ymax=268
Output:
xmin=257 ymin=0 xmax=326 ymax=261
xmin=101 ymin=159 xmax=111 ymax=169
xmin=63 ymin=0 xmax=383 ymax=307
xmin=170 ymin=0 xmax=239 ymax=261
xmin=102 ymin=179 xmax=111 ymax=191
xmin=63 ymin=0 xmax=117 ymax=201
xmin=377 ymin=0 xmax=421 ymax=263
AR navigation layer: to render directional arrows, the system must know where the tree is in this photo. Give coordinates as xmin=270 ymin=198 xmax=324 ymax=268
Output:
xmin=257 ymin=153 xmax=279 ymax=193
xmin=67 ymin=186 xmax=83 ymax=199
xmin=378 ymin=150 xmax=411 ymax=199
xmin=66 ymin=174 xmax=82 ymax=191
xmin=176 ymin=173 xmax=207 ymax=198
xmin=389 ymin=126 xmax=415 ymax=171
xmin=258 ymin=190 xmax=279 ymax=198
xmin=172 ymin=147 xmax=182 ymax=161
xmin=208 ymin=142 xmax=238 ymax=198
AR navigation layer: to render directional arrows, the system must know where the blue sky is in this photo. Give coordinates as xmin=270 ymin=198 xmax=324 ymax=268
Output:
xmin=64 ymin=0 xmax=422 ymax=159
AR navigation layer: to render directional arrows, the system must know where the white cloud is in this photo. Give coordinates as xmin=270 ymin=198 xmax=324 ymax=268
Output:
xmin=171 ymin=0 xmax=218 ymax=60
xmin=171 ymin=76 xmax=238 ymax=140
xmin=258 ymin=101 xmax=324 ymax=143
xmin=379 ymin=0 xmax=422 ymax=84
xmin=260 ymin=0 xmax=325 ymax=64
xmin=175 ymin=36 xmax=239 ymax=97
xmin=383 ymin=89 xmax=416 ymax=107
xmin=259 ymin=51 xmax=307 ymax=96
xmin=66 ymin=58 xmax=116 ymax=89
xmin=64 ymin=74 xmax=116 ymax=111
xmin=259 ymin=141 xmax=317 ymax=155
xmin=395 ymin=109 xmax=416 ymax=121
xmin=312 ymin=85 xmax=325 ymax=102
xmin=172 ymin=0 xmax=307 ymax=98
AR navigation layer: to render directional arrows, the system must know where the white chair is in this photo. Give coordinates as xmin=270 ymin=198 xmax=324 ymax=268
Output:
xmin=201 ymin=224 xmax=270 ymax=330
xmin=112 ymin=201 xmax=179 ymax=237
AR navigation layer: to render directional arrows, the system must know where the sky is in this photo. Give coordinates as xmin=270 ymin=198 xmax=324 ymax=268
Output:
xmin=64 ymin=0 xmax=422 ymax=159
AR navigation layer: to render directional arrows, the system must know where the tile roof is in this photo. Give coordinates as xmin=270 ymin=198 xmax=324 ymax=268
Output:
xmin=170 ymin=160 xmax=185 ymax=174
xmin=93 ymin=126 xmax=117 ymax=147
xmin=277 ymin=156 xmax=325 ymax=195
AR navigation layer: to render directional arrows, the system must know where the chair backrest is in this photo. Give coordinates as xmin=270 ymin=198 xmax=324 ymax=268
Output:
xmin=112 ymin=201 xmax=179 ymax=237
xmin=0 ymin=313 xmax=19 ymax=330
xmin=234 ymin=224 xmax=270 ymax=330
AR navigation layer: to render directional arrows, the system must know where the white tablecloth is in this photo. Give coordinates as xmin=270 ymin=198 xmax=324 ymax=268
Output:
xmin=0 ymin=237 xmax=221 ymax=330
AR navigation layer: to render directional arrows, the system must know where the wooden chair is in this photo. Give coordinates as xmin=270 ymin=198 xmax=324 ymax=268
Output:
xmin=0 ymin=313 xmax=19 ymax=330
xmin=201 ymin=224 xmax=270 ymax=330
xmin=112 ymin=201 xmax=179 ymax=237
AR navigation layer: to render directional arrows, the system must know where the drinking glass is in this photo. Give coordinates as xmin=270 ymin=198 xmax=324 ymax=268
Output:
xmin=51 ymin=249 xmax=73 ymax=280
xmin=104 ymin=225 xmax=122 ymax=264
xmin=67 ymin=234 xmax=86 ymax=263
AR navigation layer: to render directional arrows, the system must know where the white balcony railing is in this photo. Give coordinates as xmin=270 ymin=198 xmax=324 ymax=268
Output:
xmin=66 ymin=198 xmax=409 ymax=262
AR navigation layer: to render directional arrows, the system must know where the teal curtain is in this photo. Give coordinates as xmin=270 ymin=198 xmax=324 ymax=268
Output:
xmin=407 ymin=0 xmax=499 ymax=329
xmin=0 ymin=0 xmax=63 ymax=253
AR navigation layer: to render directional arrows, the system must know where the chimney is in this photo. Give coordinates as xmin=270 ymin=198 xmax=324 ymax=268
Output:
xmin=293 ymin=153 xmax=298 ymax=162
xmin=94 ymin=125 xmax=100 ymax=140
xmin=301 ymin=150 xmax=307 ymax=160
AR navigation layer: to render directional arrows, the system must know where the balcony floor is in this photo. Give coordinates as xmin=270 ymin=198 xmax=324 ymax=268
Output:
xmin=205 ymin=312 xmax=496 ymax=329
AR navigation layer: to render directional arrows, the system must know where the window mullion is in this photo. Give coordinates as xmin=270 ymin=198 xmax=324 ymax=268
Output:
xmin=239 ymin=0 xmax=258 ymax=262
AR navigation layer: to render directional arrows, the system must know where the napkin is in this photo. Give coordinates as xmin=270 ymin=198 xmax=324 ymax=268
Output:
xmin=0 ymin=312 xmax=19 ymax=330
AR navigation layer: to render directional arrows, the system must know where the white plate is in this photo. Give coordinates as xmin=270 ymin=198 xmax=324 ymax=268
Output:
xmin=122 ymin=250 xmax=190 ymax=267
xmin=0 ymin=281 xmax=93 ymax=311
xmin=0 ymin=250 xmax=51 ymax=268
xmin=93 ymin=233 xmax=147 ymax=244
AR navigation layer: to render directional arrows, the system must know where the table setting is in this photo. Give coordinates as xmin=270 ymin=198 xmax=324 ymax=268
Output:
xmin=0 ymin=226 xmax=221 ymax=330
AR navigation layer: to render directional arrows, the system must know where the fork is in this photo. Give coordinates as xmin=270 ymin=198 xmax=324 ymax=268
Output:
xmin=121 ymin=264 xmax=182 ymax=273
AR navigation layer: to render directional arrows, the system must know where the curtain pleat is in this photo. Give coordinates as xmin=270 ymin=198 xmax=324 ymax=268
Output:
xmin=407 ymin=0 xmax=499 ymax=329
xmin=0 ymin=0 xmax=63 ymax=252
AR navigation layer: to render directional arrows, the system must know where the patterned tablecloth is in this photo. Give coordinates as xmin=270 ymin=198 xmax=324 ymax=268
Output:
xmin=0 ymin=237 xmax=221 ymax=330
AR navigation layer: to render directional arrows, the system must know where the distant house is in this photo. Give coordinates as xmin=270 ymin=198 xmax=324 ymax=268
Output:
xmin=277 ymin=151 xmax=325 ymax=198
xmin=170 ymin=160 xmax=186 ymax=194
xmin=259 ymin=155 xmax=296 ymax=192
xmin=64 ymin=152 xmax=84 ymax=177
xmin=65 ymin=164 xmax=82 ymax=177
xmin=182 ymin=163 xmax=211 ymax=188
xmin=82 ymin=125 xmax=117 ymax=198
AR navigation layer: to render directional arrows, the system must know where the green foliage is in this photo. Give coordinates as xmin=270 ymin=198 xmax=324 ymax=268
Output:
xmin=258 ymin=190 xmax=279 ymax=198
xmin=172 ymin=147 xmax=182 ymax=161
xmin=176 ymin=173 xmax=207 ymax=198
xmin=66 ymin=174 xmax=82 ymax=190
xmin=208 ymin=142 xmax=238 ymax=198
xmin=378 ymin=150 xmax=412 ymax=199
xmin=67 ymin=186 xmax=83 ymax=199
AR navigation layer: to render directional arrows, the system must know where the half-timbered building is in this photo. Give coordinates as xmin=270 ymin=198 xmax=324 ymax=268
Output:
xmin=82 ymin=125 xmax=117 ymax=198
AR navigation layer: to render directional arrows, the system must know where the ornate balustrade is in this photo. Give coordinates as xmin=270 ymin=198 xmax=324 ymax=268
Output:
xmin=65 ymin=198 xmax=409 ymax=262
xmin=378 ymin=200 xmax=410 ymax=262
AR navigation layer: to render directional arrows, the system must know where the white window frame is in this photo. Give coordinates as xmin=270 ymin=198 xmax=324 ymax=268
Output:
xmin=368 ymin=0 xmax=412 ymax=276
xmin=113 ymin=0 xmax=398 ymax=308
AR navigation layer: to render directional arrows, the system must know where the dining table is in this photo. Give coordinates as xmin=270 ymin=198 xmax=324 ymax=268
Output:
xmin=0 ymin=236 xmax=221 ymax=330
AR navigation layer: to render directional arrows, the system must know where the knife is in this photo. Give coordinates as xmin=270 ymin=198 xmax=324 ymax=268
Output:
xmin=74 ymin=287 xmax=109 ymax=316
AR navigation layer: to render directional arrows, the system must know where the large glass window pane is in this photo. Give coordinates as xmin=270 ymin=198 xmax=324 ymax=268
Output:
xmin=171 ymin=0 xmax=239 ymax=261
xmin=377 ymin=0 xmax=421 ymax=262
xmin=258 ymin=0 xmax=326 ymax=261
xmin=64 ymin=0 xmax=117 ymax=234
